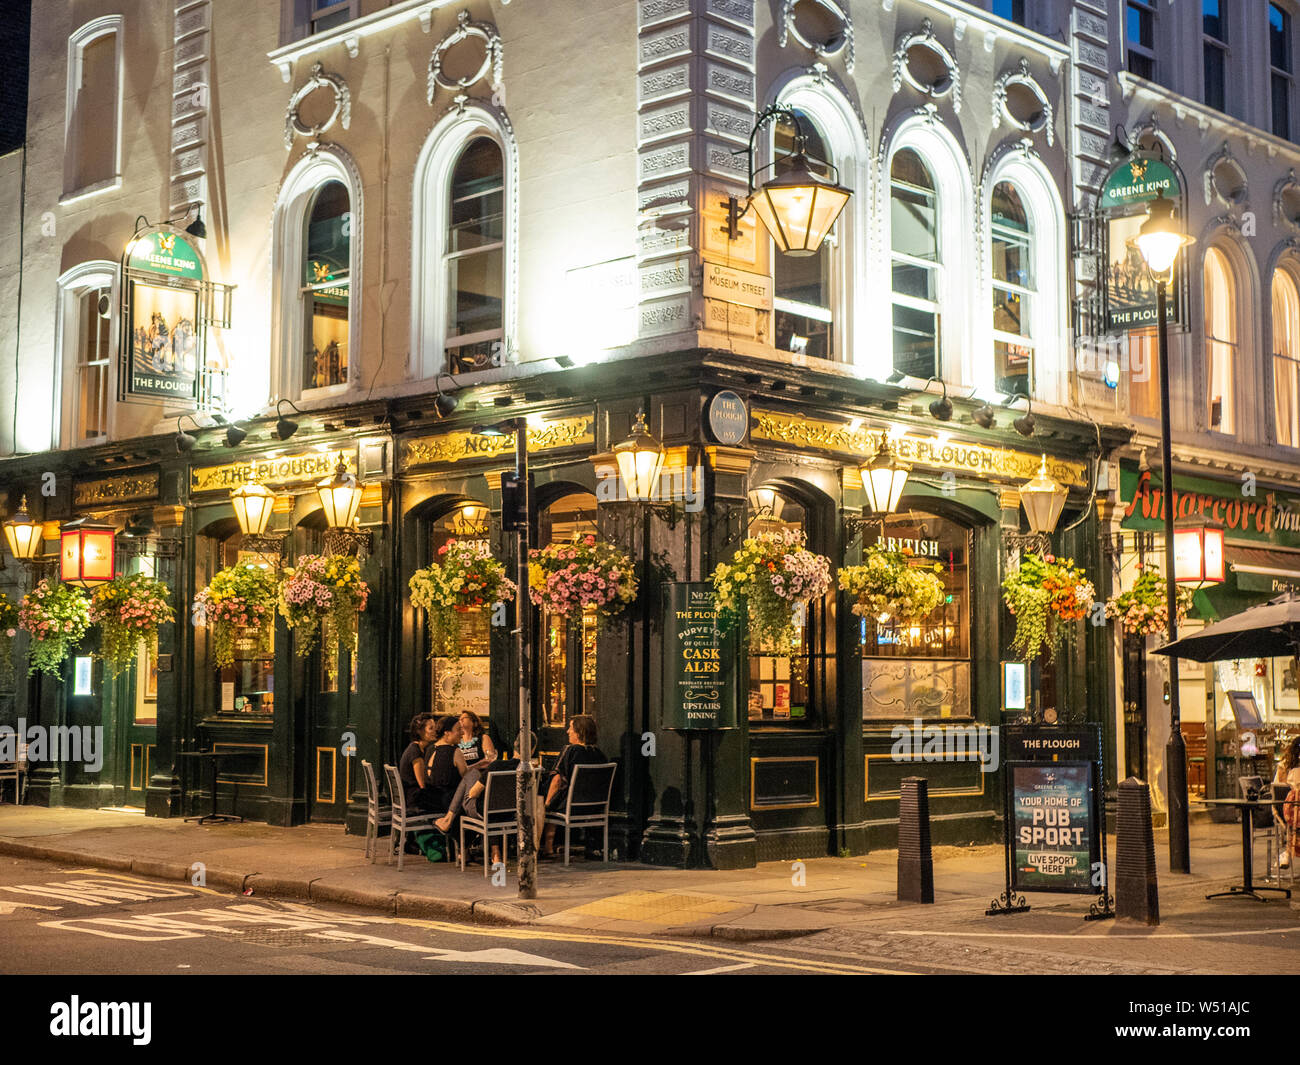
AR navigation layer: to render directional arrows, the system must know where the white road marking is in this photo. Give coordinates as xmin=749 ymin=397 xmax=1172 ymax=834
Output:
xmin=887 ymin=926 xmax=1300 ymax=940
xmin=0 ymin=900 xmax=61 ymax=914
xmin=684 ymin=962 xmax=756 ymax=975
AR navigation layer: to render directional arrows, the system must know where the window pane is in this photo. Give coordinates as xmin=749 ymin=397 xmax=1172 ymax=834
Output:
xmin=1128 ymin=3 xmax=1154 ymax=48
xmin=891 ymin=151 xmax=938 ymax=261
xmin=991 ymin=183 xmax=1031 ymax=288
xmin=992 ymin=0 xmax=1026 ymax=25
xmin=447 ymin=245 xmax=503 ymax=340
xmin=1127 ymin=330 xmax=1161 ymax=419
xmin=70 ymin=33 xmax=118 ymax=190
xmin=892 ymin=261 xmax=936 ymax=302
xmin=1204 ymin=44 xmax=1226 ymax=111
xmin=1208 ymin=340 xmax=1235 ymax=432
xmin=1272 ymin=4 xmax=1292 ymax=70
xmin=303 ymin=180 xmax=350 ymax=390
xmin=892 ymin=304 xmax=938 ymax=379
xmin=995 ymin=338 xmax=1031 ymax=395
xmin=1274 ymin=72 xmax=1292 ymax=139
xmin=448 ymin=138 xmax=504 ymax=254
xmin=77 ymin=287 xmax=110 ymax=439
xmin=1274 ymin=272 xmax=1300 ymax=446
xmin=746 ymin=494 xmax=812 ymax=725
xmin=1203 ymin=0 xmax=1224 ymax=42
xmin=1128 ymin=51 xmax=1155 ymax=79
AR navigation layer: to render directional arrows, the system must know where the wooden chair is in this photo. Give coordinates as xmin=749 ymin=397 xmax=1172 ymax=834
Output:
xmin=544 ymin=762 xmax=617 ymax=865
xmin=360 ymin=760 xmax=391 ymax=863
xmin=0 ymin=739 xmax=27 ymax=805
xmin=381 ymin=763 xmax=440 ymax=871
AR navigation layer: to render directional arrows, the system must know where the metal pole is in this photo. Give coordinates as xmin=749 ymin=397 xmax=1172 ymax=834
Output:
xmin=1156 ymin=276 xmax=1191 ymax=874
xmin=514 ymin=420 xmax=537 ymax=898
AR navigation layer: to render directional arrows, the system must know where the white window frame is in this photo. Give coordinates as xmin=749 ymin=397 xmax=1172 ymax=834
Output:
xmin=1203 ymin=244 xmax=1239 ymax=435
xmin=981 ymin=151 xmax=1069 ymax=405
xmin=410 ymin=103 xmax=518 ymax=382
xmin=63 ymin=16 xmax=124 ymax=203
xmin=271 ymin=147 xmax=363 ymax=402
xmin=1126 ymin=0 xmax=1157 ymax=81
xmin=281 ymin=0 xmax=360 ymax=44
xmin=54 ymin=261 xmax=120 ymax=449
xmin=767 ymin=75 xmax=870 ymax=372
xmin=882 ymin=115 xmax=974 ymax=388
xmin=1272 ymin=263 xmax=1300 ymax=447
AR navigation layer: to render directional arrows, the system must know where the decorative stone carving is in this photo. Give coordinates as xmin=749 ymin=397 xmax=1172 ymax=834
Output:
xmin=284 ymin=62 xmax=351 ymax=150
xmin=1203 ymin=142 xmax=1248 ymax=207
xmin=778 ymin=0 xmax=854 ymax=74
xmin=992 ymin=59 xmax=1053 ymax=146
xmin=892 ymin=19 xmax=961 ymax=114
xmin=428 ymin=9 xmax=503 ymax=108
xmin=1274 ymin=169 xmax=1300 ymax=232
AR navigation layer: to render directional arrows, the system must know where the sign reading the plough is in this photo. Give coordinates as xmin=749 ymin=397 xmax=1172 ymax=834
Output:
xmin=1010 ymin=763 xmax=1096 ymax=894
xmin=662 ymin=583 xmax=736 ymax=729
xmin=1100 ymin=157 xmax=1185 ymax=332
xmin=124 ymin=228 xmax=205 ymax=401
xmin=192 ymin=450 xmax=356 ymax=493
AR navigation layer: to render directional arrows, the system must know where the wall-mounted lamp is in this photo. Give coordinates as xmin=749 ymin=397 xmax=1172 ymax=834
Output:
xmin=274 ymin=398 xmax=302 ymax=441
xmin=434 ymin=372 xmax=460 ymax=420
xmin=924 ymin=377 xmax=953 ymax=422
xmin=723 ymin=105 xmax=852 ymax=256
xmin=1004 ymin=392 xmax=1035 ymax=437
xmin=59 ymin=517 xmax=117 ymax=588
xmin=225 ymin=423 xmax=248 ymax=448
xmin=3 ymin=495 xmax=44 ymax=562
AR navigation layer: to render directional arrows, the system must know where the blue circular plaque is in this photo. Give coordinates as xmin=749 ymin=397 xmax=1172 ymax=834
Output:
xmin=708 ymin=390 xmax=748 ymax=445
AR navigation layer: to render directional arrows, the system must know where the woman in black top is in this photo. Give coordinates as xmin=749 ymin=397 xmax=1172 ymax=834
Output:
xmin=540 ymin=714 xmax=606 ymax=858
xmin=397 ymin=713 xmax=438 ymax=814
xmin=424 ymin=715 xmax=462 ymax=812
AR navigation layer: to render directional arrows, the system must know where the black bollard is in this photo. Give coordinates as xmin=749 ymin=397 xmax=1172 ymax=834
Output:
xmin=1115 ymin=777 xmax=1160 ymax=925
xmin=898 ymin=776 xmax=935 ymax=904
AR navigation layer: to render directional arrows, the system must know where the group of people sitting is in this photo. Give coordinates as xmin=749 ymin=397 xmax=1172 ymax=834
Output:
xmin=397 ymin=710 xmax=607 ymax=862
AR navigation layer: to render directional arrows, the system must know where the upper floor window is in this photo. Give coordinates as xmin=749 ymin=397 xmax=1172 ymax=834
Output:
xmin=991 ymin=0 xmax=1026 ymax=25
xmin=1204 ymin=246 xmax=1237 ymax=433
xmin=990 ymin=182 xmax=1035 ymax=395
xmin=1127 ymin=0 xmax=1156 ymax=80
xmin=445 ymin=138 xmax=504 ymax=375
xmin=64 ymin=18 xmax=122 ymax=198
xmin=302 ymin=180 xmax=351 ymax=391
xmin=1203 ymin=0 xmax=1227 ymax=111
xmin=773 ymin=111 xmax=837 ymax=361
xmin=57 ymin=263 xmax=117 ymax=447
xmin=1273 ymin=4 xmax=1293 ymax=139
xmin=283 ymin=0 xmax=359 ymax=42
xmin=1274 ymin=269 xmax=1300 ymax=446
xmin=891 ymin=148 xmax=940 ymax=380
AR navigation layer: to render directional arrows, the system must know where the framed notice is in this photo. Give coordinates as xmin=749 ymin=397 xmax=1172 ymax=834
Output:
xmin=1008 ymin=762 xmax=1099 ymax=895
xmin=662 ymin=583 xmax=736 ymax=729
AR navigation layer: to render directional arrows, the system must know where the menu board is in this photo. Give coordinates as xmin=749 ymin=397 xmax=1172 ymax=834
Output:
xmin=1010 ymin=762 xmax=1097 ymax=894
xmin=662 ymin=583 xmax=736 ymax=729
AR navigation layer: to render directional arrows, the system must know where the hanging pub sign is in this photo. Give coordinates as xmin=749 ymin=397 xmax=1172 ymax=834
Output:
xmin=662 ymin=582 xmax=737 ymax=729
xmin=121 ymin=226 xmax=234 ymax=406
xmin=1100 ymin=156 xmax=1185 ymax=333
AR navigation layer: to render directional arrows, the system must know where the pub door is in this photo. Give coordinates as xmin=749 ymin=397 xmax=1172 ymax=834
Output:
xmin=306 ymin=640 xmax=354 ymax=822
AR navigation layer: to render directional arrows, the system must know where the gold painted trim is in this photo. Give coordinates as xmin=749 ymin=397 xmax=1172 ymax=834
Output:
xmin=864 ymin=751 xmax=987 ymax=801
xmin=130 ymin=744 xmax=143 ymax=791
xmin=74 ymin=472 xmax=160 ymax=509
xmin=402 ymin=414 xmax=594 ymax=470
xmin=705 ymin=445 xmax=756 ymax=475
xmin=997 ymin=489 xmax=1021 ymax=511
xmin=153 ymin=505 xmax=185 ymax=529
xmin=316 ymin=746 xmax=336 ymax=805
xmin=749 ymin=755 xmax=821 ymax=810
xmin=750 ymin=409 xmax=1089 ymax=489
xmin=192 ymin=450 xmax=356 ymax=494
xmin=214 ymin=742 xmax=270 ymax=786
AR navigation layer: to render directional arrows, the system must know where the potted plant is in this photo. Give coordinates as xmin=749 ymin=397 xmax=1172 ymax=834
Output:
xmin=279 ymin=554 xmax=371 ymax=657
xmin=838 ymin=542 xmax=946 ymax=624
xmin=529 ymin=534 xmax=638 ymax=622
xmin=1105 ymin=565 xmax=1192 ymax=637
xmin=1001 ymin=552 xmax=1095 ymax=662
xmin=711 ymin=529 xmax=832 ymax=657
xmin=18 ymin=579 xmax=92 ymax=679
xmin=89 ymin=573 xmax=175 ymax=678
xmin=194 ymin=563 xmax=280 ymax=669
xmin=409 ymin=538 xmax=516 ymax=660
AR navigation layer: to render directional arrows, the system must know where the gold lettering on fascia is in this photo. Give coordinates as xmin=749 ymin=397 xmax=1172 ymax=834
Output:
xmin=403 ymin=416 xmax=594 ymax=468
xmin=192 ymin=452 xmax=354 ymax=493
xmin=73 ymin=473 xmax=161 ymax=507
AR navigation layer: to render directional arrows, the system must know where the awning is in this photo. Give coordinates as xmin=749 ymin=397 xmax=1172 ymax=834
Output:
xmin=1227 ymin=545 xmax=1300 ymax=594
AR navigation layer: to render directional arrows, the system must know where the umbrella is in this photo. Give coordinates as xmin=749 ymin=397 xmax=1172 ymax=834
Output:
xmin=1152 ymin=593 xmax=1300 ymax=662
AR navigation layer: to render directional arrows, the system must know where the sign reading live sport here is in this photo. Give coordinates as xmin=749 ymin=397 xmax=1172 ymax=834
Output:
xmin=1011 ymin=763 xmax=1097 ymax=894
xmin=662 ymin=582 xmax=736 ymax=729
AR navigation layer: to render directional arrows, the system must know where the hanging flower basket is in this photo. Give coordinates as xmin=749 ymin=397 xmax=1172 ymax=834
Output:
xmin=711 ymin=529 xmax=832 ymax=657
xmin=18 ymin=579 xmax=91 ymax=679
xmin=279 ymin=554 xmax=370 ymax=657
xmin=409 ymin=538 xmax=516 ymax=660
xmin=89 ymin=574 xmax=175 ymax=678
xmin=838 ymin=543 xmax=946 ymax=624
xmin=0 ymin=590 xmax=19 ymax=688
xmin=1105 ymin=565 xmax=1193 ymax=638
xmin=1002 ymin=552 xmax=1095 ymax=662
xmin=194 ymin=563 xmax=279 ymax=669
xmin=528 ymin=534 xmax=637 ymax=622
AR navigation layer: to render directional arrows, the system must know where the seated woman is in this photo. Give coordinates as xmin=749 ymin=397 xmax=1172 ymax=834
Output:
xmin=398 ymin=713 xmax=440 ymax=815
xmin=423 ymin=715 xmax=463 ymax=814
xmin=539 ymin=714 xmax=606 ymax=859
xmin=455 ymin=710 xmax=497 ymax=775
xmin=434 ymin=757 xmax=521 ymax=864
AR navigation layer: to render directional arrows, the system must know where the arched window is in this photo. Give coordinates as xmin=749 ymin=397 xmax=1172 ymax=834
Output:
xmin=1204 ymin=246 xmax=1237 ymax=433
xmin=990 ymin=182 xmax=1034 ymax=395
xmin=538 ymin=493 xmax=599 ymax=729
xmin=56 ymin=261 xmax=118 ymax=448
xmin=772 ymin=111 xmax=837 ymax=361
xmin=65 ymin=17 xmax=122 ymax=197
xmin=890 ymin=149 xmax=941 ymax=379
xmin=301 ymin=180 xmax=351 ymax=391
xmin=445 ymin=138 xmax=505 ymax=373
xmin=1274 ymin=269 xmax=1300 ymax=446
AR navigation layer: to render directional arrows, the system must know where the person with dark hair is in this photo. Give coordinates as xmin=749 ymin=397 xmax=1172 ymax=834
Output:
xmin=398 ymin=714 xmax=439 ymax=814
xmin=455 ymin=710 xmax=497 ymax=773
xmin=539 ymin=714 xmax=606 ymax=860
xmin=425 ymin=715 xmax=463 ymax=812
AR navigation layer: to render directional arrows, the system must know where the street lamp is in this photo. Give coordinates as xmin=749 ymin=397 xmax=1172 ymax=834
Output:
xmin=1130 ymin=187 xmax=1196 ymax=874
xmin=316 ymin=458 xmax=363 ymax=531
xmin=1173 ymin=521 xmax=1226 ymax=587
xmin=59 ymin=518 xmax=117 ymax=588
xmin=1019 ymin=456 xmax=1068 ymax=537
xmin=724 ymin=105 xmax=853 ymax=256
xmin=612 ymin=410 xmax=666 ymax=503
xmin=3 ymin=496 xmax=44 ymax=562
xmin=859 ymin=438 xmax=910 ymax=516
xmin=231 ymin=483 xmax=275 ymax=537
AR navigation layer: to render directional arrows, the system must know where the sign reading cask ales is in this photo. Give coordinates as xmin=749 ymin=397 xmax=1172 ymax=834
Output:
xmin=662 ymin=582 xmax=736 ymax=729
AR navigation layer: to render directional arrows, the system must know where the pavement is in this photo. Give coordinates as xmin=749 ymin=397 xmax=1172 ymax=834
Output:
xmin=1 ymin=803 xmax=1298 ymax=967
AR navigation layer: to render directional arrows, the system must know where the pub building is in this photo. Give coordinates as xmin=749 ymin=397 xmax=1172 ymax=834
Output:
xmin=0 ymin=0 xmax=1133 ymax=865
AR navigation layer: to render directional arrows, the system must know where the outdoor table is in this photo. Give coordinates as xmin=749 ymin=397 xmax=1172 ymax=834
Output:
xmin=180 ymin=750 xmax=248 ymax=825
xmin=1193 ymin=797 xmax=1292 ymax=903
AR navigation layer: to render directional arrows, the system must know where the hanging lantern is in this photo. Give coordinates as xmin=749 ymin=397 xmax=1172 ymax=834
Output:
xmin=748 ymin=153 xmax=852 ymax=256
xmin=1020 ymin=455 xmax=1068 ymax=536
xmin=3 ymin=495 xmax=43 ymax=561
xmin=59 ymin=518 xmax=117 ymax=587
xmin=231 ymin=482 xmax=275 ymax=537
xmin=316 ymin=457 xmax=363 ymax=530
xmin=1173 ymin=522 xmax=1226 ymax=587
xmin=613 ymin=411 xmax=666 ymax=503
xmin=859 ymin=438 xmax=910 ymax=515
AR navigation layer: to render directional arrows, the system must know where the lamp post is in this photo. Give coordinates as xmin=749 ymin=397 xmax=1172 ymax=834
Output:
xmin=1131 ymin=189 xmax=1196 ymax=874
